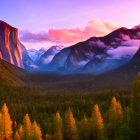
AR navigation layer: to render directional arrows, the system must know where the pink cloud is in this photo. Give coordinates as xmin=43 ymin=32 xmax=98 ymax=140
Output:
xmin=20 ymin=19 xmax=122 ymax=49
xmin=48 ymin=19 xmax=121 ymax=44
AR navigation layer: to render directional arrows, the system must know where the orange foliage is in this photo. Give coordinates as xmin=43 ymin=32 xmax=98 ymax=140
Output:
xmin=92 ymin=104 xmax=103 ymax=130
xmin=64 ymin=108 xmax=78 ymax=140
xmin=109 ymin=97 xmax=123 ymax=122
xmin=0 ymin=104 xmax=13 ymax=139
xmin=32 ymin=121 xmax=42 ymax=140
xmin=54 ymin=112 xmax=63 ymax=140
xmin=23 ymin=114 xmax=32 ymax=140
xmin=14 ymin=131 xmax=20 ymax=140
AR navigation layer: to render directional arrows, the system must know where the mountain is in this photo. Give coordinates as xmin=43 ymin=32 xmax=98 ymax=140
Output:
xmin=36 ymin=46 xmax=63 ymax=69
xmin=0 ymin=20 xmax=24 ymax=68
xmin=27 ymin=48 xmax=46 ymax=62
xmin=48 ymin=27 xmax=140 ymax=73
xmin=1 ymin=20 xmax=140 ymax=74
xmin=21 ymin=43 xmax=37 ymax=70
xmin=0 ymin=20 xmax=35 ymax=70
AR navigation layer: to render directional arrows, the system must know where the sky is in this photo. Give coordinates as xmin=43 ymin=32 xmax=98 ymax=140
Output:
xmin=0 ymin=0 xmax=140 ymax=49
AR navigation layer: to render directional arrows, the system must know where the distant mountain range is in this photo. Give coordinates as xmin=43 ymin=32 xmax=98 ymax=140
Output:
xmin=27 ymin=48 xmax=46 ymax=63
xmin=29 ymin=26 xmax=140 ymax=73
xmin=36 ymin=46 xmax=63 ymax=67
xmin=1 ymin=20 xmax=140 ymax=74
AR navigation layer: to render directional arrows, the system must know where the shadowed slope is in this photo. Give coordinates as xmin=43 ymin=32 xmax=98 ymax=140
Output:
xmin=0 ymin=59 xmax=26 ymax=86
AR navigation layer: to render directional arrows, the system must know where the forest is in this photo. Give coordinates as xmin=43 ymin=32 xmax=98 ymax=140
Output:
xmin=0 ymin=72 xmax=139 ymax=140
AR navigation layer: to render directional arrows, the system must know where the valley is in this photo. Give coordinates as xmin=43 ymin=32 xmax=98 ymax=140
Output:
xmin=0 ymin=20 xmax=140 ymax=139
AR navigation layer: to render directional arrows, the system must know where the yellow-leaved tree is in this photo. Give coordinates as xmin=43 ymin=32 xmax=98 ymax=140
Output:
xmin=109 ymin=97 xmax=123 ymax=127
xmin=32 ymin=121 xmax=42 ymax=140
xmin=63 ymin=108 xmax=78 ymax=140
xmin=14 ymin=131 xmax=20 ymax=140
xmin=23 ymin=114 xmax=32 ymax=140
xmin=107 ymin=97 xmax=123 ymax=139
xmin=91 ymin=104 xmax=104 ymax=140
xmin=0 ymin=103 xmax=13 ymax=139
xmin=54 ymin=112 xmax=63 ymax=140
xmin=18 ymin=125 xmax=24 ymax=140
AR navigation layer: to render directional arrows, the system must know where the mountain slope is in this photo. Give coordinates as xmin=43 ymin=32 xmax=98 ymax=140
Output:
xmin=37 ymin=46 xmax=63 ymax=67
xmin=27 ymin=48 xmax=46 ymax=62
xmin=21 ymin=44 xmax=37 ymax=70
xmin=0 ymin=59 xmax=26 ymax=86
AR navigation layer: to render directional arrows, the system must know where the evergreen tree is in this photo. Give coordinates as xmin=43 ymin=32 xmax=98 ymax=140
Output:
xmin=18 ymin=125 xmax=24 ymax=140
xmin=108 ymin=97 xmax=123 ymax=139
xmin=0 ymin=113 xmax=3 ymax=138
xmin=32 ymin=121 xmax=42 ymax=140
xmin=79 ymin=116 xmax=90 ymax=140
xmin=45 ymin=133 xmax=53 ymax=140
xmin=91 ymin=104 xmax=104 ymax=140
xmin=63 ymin=108 xmax=78 ymax=140
xmin=131 ymin=74 xmax=140 ymax=140
xmin=54 ymin=112 xmax=63 ymax=140
xmin=14 ymin=131 xmax=20 ymax=140
xmin=13 ymin=121 xmax=17 ymax=136
xmin=119 ymin=107 xmax=131 ymax=140
xmin=0 ymin=103 xmax=13 ymax=139
xmin=124 ymin=107 xmax=130 ymax=125
xmin=23 ymin=114 xmax=32 ymax=140
xmin=109 ymin=97 xmax=122 ymax=126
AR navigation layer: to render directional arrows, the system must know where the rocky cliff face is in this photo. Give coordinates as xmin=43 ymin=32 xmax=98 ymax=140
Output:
xmin=0 ymin=20 xmax=23 ymax=68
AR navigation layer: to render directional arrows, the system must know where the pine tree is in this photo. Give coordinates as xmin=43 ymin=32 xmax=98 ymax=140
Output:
xmin=91 ymin=104 xmax=104 ymax=140
xmin=109 ymin=97 xmax=123 ymax=127
xmin=32 ymin=121 xmax=42 ymax=140
xmin=54 ymin=112 xmax=63 ymax=140
xmin=108 ymin=97 xmax=123 ymax=140
xmin=45 ymin=133 xmax=53 ymax=140
xmin=46 ymin=134 xmax=49 ymax=140
xmin=0 ymin=103 xmax=13 ymax=139
xmin=23 ymin=114 xmax=32 ymax=140
xmin=14 ymin=131 xmax=20 ymax=140
xmin=63 ymin=108 xmax=78 ymax=140
xmin=124 ymin=107 xmax=130 ymax=125
xmin=79 ymin=116 xmax=90 ymax=140
xmin=131 ymin=75 xmax=140 ymax=140
xmin=0 ymin=113 xmax=3 ymax=138
xmin=120 ymin=107 xmax=131 ymax=140
xmin=18 ymin=125 xmax=24 ymax=140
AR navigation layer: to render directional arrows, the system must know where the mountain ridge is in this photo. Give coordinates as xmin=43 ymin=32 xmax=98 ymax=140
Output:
xmin=41 ymin=26 xmax=140 ymax=73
